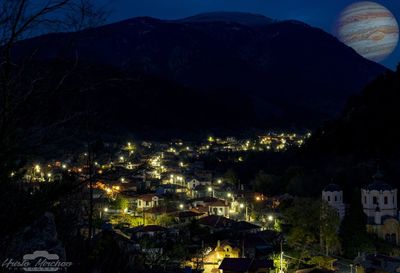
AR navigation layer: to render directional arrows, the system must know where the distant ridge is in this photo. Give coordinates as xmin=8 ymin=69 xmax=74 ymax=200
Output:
xmin=12 ymin=12 xmax=387 ymax=131
xmin=177 ymin=11 xmax=275 ymax=26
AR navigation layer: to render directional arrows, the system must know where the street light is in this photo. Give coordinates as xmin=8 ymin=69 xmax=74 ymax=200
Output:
xmin=268 ymin=215 xmax=274 ymax=222
xmin=179 ymin=204 xmax=184 ymax=210
xmin=104 ymin=207 xmax=108 ymax=212
xmin=217 ymin=179 xmax=222 ymax=184
xmin=239 ymin=203 xmax=249 ymax=221
xmin=208 ymin=187 xmax=214 ymax=198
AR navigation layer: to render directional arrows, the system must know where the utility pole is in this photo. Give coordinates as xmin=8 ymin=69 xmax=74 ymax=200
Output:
xmin=280 ymin=240 xmax=284 ymax=273
xmin=87 ymin=147 xmax=94 ymax=239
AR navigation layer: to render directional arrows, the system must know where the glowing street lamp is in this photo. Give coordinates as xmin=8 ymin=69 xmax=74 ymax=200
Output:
xmin=239 ymin=203 xmax=248 ymax=221
xmin=179 ymin=204 xmax=184 ymax=210
xmin=208 ymin=186 xmax=214 ymax=197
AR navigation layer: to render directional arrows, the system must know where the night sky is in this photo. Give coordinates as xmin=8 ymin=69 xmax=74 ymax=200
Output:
xmin=101 ymin=0 xmax=400 ymax=69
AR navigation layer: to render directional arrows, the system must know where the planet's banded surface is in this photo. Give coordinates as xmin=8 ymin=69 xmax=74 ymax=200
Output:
xmin=337 ymin=1 xmax=399 ymax=62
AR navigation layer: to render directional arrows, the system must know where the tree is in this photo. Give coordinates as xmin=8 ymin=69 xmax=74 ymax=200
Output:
xmin=320 ymin=201 xmax=341 ymax=255
xmin=252 ymin=170 xmax=279 ymax=195
xmin=283 ymin=198 xmax=341 ymax=265
xmin=284 ymin=198 xmax=321 ymax=261
xmin=0 ymin=0 xmax=106 ymax=261
xmin=155 ymin=214 xmax=176 ymax=227
xmin=109 ymin=214 xmax=143 ymax=227
xmin=111 ymin=195 xmax=129 ymax=211
xmin=224 ymin=168 xmax=240 ymax=188
xmin=339 ymin=189 xmax=375 ymax=258
xmin=0 ymin=0 xmax=105 ymax=182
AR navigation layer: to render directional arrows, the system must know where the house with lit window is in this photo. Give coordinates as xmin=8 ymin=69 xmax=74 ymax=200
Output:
xmin=136 ymin=194 xmax=161 ymax=209
xmin=190 ymin=197 xmax=230 ymax=217
xmin=202 ymin=240 xmax=241 ymax=273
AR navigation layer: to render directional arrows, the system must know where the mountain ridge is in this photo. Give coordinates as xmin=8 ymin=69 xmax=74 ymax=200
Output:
xmin=11 ymin=12 xmax=388 ymax=129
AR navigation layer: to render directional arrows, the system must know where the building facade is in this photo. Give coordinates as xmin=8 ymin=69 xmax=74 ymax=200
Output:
xmin=361 ymin=172 xmax=399 ymax=245
xmin=322 ymin=183 xmax=346 ymax=220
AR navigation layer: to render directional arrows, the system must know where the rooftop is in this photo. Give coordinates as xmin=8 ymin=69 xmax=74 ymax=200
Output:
xmin=219 ymin=258 xmax=273 ymax=271
xmin=323 ymin=183 xmax=342 ymax=192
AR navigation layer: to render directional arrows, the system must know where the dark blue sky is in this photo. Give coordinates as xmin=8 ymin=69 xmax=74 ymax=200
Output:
xmin=102 ymin=0 xmax=400 ymax=69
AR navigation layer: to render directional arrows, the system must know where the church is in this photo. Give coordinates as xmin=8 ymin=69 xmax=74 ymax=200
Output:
xmin=322 ymin=183 xmax=346 ymax=220
xmin=361 ymin=172 xmax=399 ymax=244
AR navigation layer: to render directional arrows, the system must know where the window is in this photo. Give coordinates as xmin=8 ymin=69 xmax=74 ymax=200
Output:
xmin=391 ymin=234 xmax=397 ymax=244
xmin=384 ymin=196 xmax=388 ymax=205
xmin=327 ymin=196 xmax=330 ymax=201
xmin=334 ymin=196 xmax=337 ymax=202
xmin=373 ymin=197 xmax=378 ymax=204
xmin=394 ymin=196 xmax=395 ymax=204
xmin=364 ymin=196 xmax=367 ymax=204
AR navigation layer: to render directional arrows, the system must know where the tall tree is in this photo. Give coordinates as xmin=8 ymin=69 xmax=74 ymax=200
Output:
xmin=339 ymin=188 xmax=375 ymax=258
xmin=0 ymin=0 xmax=106 ymax=259
xmin=320 ymin=201 xmax=341 ymax=255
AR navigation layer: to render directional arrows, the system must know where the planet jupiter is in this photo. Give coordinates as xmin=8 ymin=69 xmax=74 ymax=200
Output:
xmin=337 ymin=1 xmax=399 ymax=62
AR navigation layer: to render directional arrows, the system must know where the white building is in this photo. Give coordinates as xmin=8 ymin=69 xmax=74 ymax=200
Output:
xmin=136 ymin=194 xmax=160 ymax=209
xmin=361 ymin=172 xmax=398 ymax=221
xmin=186 ymin=178 xmax=211 ymax=190
xmin=322 ymin=183 xmax=346 ymax=220
xmin=361 ymin=172 xmax=399 ymax=244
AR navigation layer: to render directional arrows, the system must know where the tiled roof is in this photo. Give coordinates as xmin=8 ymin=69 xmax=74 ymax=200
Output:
xmin=233 ymin=221 xmax=261 ymax=231
xmin=197 ymin=215 xmax=235 ymax=228
xmin=139 ymin=225 xmax=168 ymax=232
xmin=178 ymin=211 xmax=204 ymax=218
xmin=365 ymin=180 xmax=393 ymax=191
xmin=323 ymin=183 xmax=342 ymax=192
xmin=137 ymin=194 xmax=158 ymax=202
xmin=219 ymin=258 xmax=273 ymax=271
